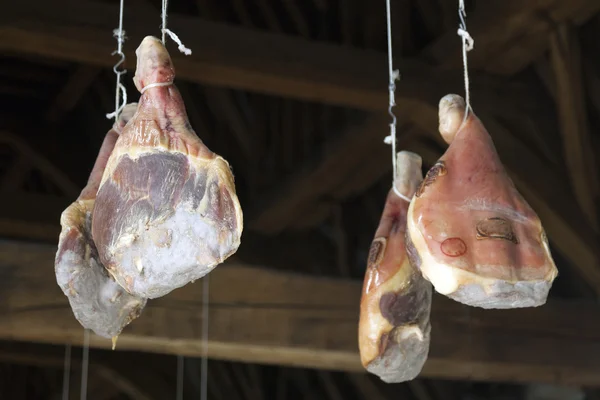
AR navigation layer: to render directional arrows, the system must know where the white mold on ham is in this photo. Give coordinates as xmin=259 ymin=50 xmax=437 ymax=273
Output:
xmin=91 ymin=37 xmax=243 ymax=299
xmin=55 ymin=104 xmax=145 ymax=340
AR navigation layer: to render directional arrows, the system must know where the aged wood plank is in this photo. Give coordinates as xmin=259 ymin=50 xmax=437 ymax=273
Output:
xmin=550 ymin=24 xmax=599 ymax=229
xmin=422 ymin=0 xmax=600 ymax=75
xmin=44 ymin=65 xmax=101 ymax=124
xmin=1 ymin=239 xmax=600 ymax=385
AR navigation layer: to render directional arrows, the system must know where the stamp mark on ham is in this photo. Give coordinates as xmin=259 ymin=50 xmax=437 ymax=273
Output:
xmin=415 ymin=160 xmax=447 ymax=197
xmin=367 ymin=238 xmax=387 ymax=268
xmin=476 ymin=217 xmax=519 ymax=244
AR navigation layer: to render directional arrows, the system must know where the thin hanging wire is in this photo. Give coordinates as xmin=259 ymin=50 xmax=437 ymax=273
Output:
xmin=176 ymin=355 xmax=184 ymax=400
xmin=200 ymin=274 xmax=210 ymax=400
xmin=80 ymin=329 xmax=90 ymax=400
xmin=457 ymin=0 xmax=474 ymax=117
xmin=106 ymin=0 xmax=128 ymax=120
xmin=458 ymin=0 xmax=475 ymax=387
xmin=61 ymin=344 xmax=71 ymax=400
xmin=382 ymin=0 xmax=402 ymax=198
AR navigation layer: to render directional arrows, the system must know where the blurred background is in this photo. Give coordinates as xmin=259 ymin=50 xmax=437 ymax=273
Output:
xmin=1 ymin=0 xmax=600 ymax=398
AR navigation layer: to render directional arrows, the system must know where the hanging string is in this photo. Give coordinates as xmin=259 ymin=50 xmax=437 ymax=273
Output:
xmin=382 ymin=0 xmax=402 ymax=198
xmin=457 ymin=0 xmax=474 ymax=117
xmin=80 ymin=329 xmax=90 ymax=400
xmin=106 ymin=0 xmax=128 ymax=120
xmin=160 ymin=0 xmax=192 ymax=55
xmin=140 ymin=81 xmax=174 ymax=94
xmin=200 ymin=274 xmax=210 ymax=400
xmin=61 ymin=344 xmax=71 ymax=400
xmin=458 ymin=1 xmax=475 ymax=385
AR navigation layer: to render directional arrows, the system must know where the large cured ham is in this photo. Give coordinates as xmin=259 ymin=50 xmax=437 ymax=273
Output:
xmin=359 ymin=151 xmax=432 ymax=383
xmin=55 ymin=104 xmax=145 ymax=340
xmin=406 ymin=94 xmax=558 ymax=309
xmin=92 ymin=37 xmax=244 ymax=299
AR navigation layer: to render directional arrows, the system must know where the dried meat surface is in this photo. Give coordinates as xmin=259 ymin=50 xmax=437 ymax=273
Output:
xmin=55 ymin=104 xmax=146 ymax=340
xmin=92 ymin=37 xmax=243 ymax=299
xmin=359 ymin=151 xmax=432 ymax=383
xmin=406 ymin=94 xmax=558 ymax=309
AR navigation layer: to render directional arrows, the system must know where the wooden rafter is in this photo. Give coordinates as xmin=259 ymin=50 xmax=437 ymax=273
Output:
xmin=1 ymin=0 xmax=544 ymax=120
xmin=0 ymin=341 xmax=174 ymax=400
xmin=2 ymin=239 xmax=600 ymax=386
xmin=549 ymin=24 xmax=599 ymax=229
xmin=0 ymin=131 xmax=79 ymax=198
xmin=422 ymin=0 xmax=600 ymax=75
xmin=44 ymin=65 xmax=101 ymax=124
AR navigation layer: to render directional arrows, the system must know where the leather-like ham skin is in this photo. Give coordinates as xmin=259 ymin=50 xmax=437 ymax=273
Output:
xmin=92 ymin=37 xmax=243 ymax=299
xmin=406 ymin=94 xmax=558 ymax=309
xmin=55 ymin=104 xmax=146 ymax=339
xmin=359 ymin=151 xmax=432 ymax=383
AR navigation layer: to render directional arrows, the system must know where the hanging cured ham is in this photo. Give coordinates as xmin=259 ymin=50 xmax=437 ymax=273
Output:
xmin=55 ymin=103 xmax=145 ymax=340
xmin=406 ymin=94 xmax=558 ymax=309
xmin=92 ymin=36 xmax=243 ymax=299
xmin=359 ymin=151 xmax=432 ymax=383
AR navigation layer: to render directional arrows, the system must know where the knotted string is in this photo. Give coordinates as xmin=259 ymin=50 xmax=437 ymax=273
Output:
xmin=161 ymin=0 xmax=192 ymax=55
xmin=382 ymin=0 xmax=404 ymax=199
xmin=106 ymin=0 xmax=128 ymax=120
xmin=140 ymin=81 xmax=173 ymax=94
xmin=457 ymin=0 xmax=474 ymax=119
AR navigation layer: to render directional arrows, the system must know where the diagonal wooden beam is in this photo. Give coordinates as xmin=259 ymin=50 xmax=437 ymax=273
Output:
xmin=247 ymin=116 xmax=393 ymax=232
xmin=2 ymin=239 xmax=600 ymax=386
xmin=422 ymin=0 xmax=600 ymax=75
xmin=0 ymin=131 xmax=79 ymax=198
xmin=44 ymin=65 xmax=101 ymax=124
xmin=549 ymin=24 xmax=599 ymax=230
xmin=0 ymin=0 xmax=542 ymax=123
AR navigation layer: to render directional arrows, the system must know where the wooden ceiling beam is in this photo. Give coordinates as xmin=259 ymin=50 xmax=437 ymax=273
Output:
xmin=2 ymin=239 xmax=600 ymax=386
xmin=0 ymin=341 xmax=174 ymax=400
xmin=422 ymin=0 xmax=600 ymax=76
xmin=248 ymin=116 xmax=391 ymax=233
xmin=2 ymin=0 xmax=541 ymax=121
xmin=0 ymin=131 xmax=79 ymax=198
xmin=549 ymin=24 xmax=599 ymax=230
xmin=44 ymin=65 xmax=101 ymax=125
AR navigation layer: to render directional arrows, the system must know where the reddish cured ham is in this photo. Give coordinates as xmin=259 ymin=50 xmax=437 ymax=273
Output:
xmin=92 ymin=37 xmax=243 ymax=299
xmin=406 ymin=94 xmax=558 ymax=309
xmin=55 ymin=104 xmax=145 ymax=340
xmin=359 ymin=151 xmax=432 ymax=383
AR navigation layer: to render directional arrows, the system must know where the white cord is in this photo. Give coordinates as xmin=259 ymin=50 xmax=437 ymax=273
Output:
xmin=161 ymin=0 xmax=192 ymax=55
xmin=458 ymin=0 xmax=474 ymax=118
xmin=163 ymin=29 xmax=192 ymax=55
xmin=383 ymin=0 xmax=401 ymax=192
xmin=201 ymin=274 xmax=210 ymax=400
xmin=140 ymin=81 xmax=173 ymax=94
xmin=80 ymin=329 xmax=90 ymax=400
xmin=106 ymin=0 xmax=128 ymax=120
xmin=61 ymin=344 xmax=71 ymax=400
xmin=392 ymin=186 xmax=412 ymax=202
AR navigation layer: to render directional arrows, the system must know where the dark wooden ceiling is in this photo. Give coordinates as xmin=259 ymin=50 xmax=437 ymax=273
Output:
xmin=1 ymin=0 xmax=600 ymax=398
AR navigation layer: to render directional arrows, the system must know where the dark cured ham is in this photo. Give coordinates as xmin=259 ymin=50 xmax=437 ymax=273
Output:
xmin=406 ymin=94 xmax=558 ymax=309
xmin=92 ymin=37 xmax=243 ymax=299
xmin=55 ymin=103 xmax=145 ymax=341
xmin=359 ymin=151 xmax=432 ymax=383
